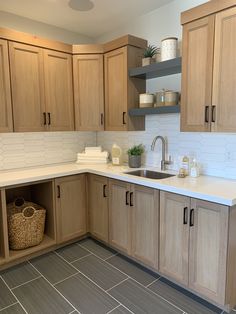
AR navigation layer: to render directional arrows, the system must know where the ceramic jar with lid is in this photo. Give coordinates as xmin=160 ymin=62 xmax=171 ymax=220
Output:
xmin=139 ymin=93 xmax=154 ymax=108
xmin=161 ymin=37 xmax=178 ymax=61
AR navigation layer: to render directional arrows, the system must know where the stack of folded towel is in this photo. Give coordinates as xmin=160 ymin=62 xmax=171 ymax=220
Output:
xmin=76 ymin=146 xmax=109 ymax=164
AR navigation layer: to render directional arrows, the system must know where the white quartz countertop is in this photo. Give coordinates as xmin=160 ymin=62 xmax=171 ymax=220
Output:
xmin=0 ymin=163 xmax=236 ymax=206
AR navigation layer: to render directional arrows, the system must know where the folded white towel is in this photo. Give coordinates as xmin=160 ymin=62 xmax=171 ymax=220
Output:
xmin=85 ymin=146 xmax=102 ymax=153
xmin=77 ymin=151 xmax=109 ymax=158
xmin=76 ymin=159 xmax=108 ymax=165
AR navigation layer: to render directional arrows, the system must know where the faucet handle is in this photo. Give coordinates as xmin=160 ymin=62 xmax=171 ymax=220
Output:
xmin=165 ymin=155 xmax=172 ymax=165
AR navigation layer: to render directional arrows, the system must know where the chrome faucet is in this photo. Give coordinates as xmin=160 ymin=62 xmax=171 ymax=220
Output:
xmin=151 ymin=136 xmax=171 ymax=171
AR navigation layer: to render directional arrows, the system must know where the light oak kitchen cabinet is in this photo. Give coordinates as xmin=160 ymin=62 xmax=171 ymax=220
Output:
xmin=9 ymin=42 xmax=46 ymax=132
xmin=160 ymin=191 xmax=235 ymax=307
xmin=55 ymin=175 xmax=87 ymax=244
xmin=0 ymin=39 xmax=13 ymax=132
xmin=109 ymin=179 xmax=159 ymax=268
xmin=73 ymin=54 xmax=104 ymax=131
xmin=181 ymin=5 xmax=236 ymax=132
xmin=9 ymin=42 xmax=74 ymax=132
xmin=104 ymin=45 xmax=146 ymax=131
xmin=88 ymin=174 xmax=109 ymax=243
xmin=43 ymin=50 xmax=74 ymax=131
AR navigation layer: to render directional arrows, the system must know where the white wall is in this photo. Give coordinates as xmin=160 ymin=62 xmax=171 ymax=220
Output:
xmin=0 ymin=11 xmax=94 ymax=44
xmin=96 ymin=0 xmax=236 ymax=179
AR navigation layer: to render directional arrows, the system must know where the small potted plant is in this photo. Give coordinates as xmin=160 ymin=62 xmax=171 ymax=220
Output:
xmin=142 ymin=45 xmax=158 ymax=66
xmin=127 ymin=144 xmax=145 ymax=168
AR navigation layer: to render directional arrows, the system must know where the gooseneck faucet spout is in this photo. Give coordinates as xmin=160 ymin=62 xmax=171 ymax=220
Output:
xmin=151 ymin=136 xmax=171 ymax=171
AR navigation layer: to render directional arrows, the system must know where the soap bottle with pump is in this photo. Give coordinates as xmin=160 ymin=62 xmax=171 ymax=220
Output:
xmin=111 ymin=144 xmax=123 ymax=166
xmin=190 ymin=158 xmax=200 ymax=177
xmin=181 ymin=155 xmax=189 ymax=176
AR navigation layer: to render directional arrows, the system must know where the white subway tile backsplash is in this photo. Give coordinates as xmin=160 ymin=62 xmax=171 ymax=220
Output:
xmin=97 ymin=114 xmax=236 ymax=180
xmin=0 ymin=131 xmax=96 ymax=171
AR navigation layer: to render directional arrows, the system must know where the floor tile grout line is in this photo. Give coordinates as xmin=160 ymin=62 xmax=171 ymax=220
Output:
xmin=11 ymin=275 xmax=42 ymax=290
xmin=145 ymin=282 xmax=189 ymax=313
xmin=145 ymin=276 xmax=161 ymax=288
xmin=106 ymin=304 xmax=121 ymax=314
xmin=0 ymin=301 xmax=19 ymax=312
xmin=53 ymin=272 xmax=80 ymax=286
xmin=78 ymin=242 xmax=116 ymax=261
xmin=28 ymin=261 xmax=81 ymax=314
xmin=0 ymin=276 xmax=28 ymax=314
xmin=104 ymin=253 xmax=119 ymax=261
xmin=55 ymin=247 xmax=134 ymax=314
xmin=64 ymin=253 xmax=92 ymax=264
xmin=77 ymin=241 xmax=203 ymax=314
xmin=106 ymin=278 xmax=129 ymax=292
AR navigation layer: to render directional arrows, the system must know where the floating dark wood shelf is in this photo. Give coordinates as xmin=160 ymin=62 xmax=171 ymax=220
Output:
xmin=129 ymin=105 xmax=180 ymax=116
xmin=129 ymin=57 xmax=182 ymax=79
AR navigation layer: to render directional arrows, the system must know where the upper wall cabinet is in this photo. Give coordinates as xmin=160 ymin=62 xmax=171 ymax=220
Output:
xmin=9 ymin=42 xmax=74 ymax=132
xmin=9 ymin=42 xmax=46 ymax=132
xmin=44 ymin=50 xmax=74 ymax=131
xmin=73 ymin=54 xmax=104 ymax=131
xmin=0 ymin=39 xmax=13 ymax=132
xmin=104 ymin=46 xmax=146 ymax=131
xmin=181 ymin=5 xmax=236 ymax=132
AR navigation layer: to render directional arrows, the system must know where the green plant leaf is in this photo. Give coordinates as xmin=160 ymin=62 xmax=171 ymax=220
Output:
xmin=127 ymin=144 xmax=145 ymax=156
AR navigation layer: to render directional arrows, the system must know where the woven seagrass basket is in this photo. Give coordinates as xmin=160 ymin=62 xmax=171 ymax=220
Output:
xmin=7 ymin=197 xmax=46 ymax=250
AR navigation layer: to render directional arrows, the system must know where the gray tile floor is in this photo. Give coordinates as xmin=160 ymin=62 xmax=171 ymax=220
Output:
xmin=0 ymin=238 xmax=234 ymax=314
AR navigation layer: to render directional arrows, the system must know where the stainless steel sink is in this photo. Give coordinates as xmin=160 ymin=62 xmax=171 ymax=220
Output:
xmin=125 ymin=169 xmax=175 ymax=180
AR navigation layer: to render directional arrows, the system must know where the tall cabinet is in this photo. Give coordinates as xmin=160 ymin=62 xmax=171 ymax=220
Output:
xmin=104 ymin=43 xmax=146 ymax=131
xmin=181 ymin=5 xmax=236 ymax=132
xmin=0 ymin=39 xmax=13 ymax=132
xmin=73 ymin=54 xmax=104 ymax=131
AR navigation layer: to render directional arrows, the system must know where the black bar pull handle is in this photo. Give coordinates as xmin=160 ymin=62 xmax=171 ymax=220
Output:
xmin=125 ymin=191 xmax=130 ymax=205
xmin=43 ymin=112 xmax=47 ymax=125
xmin=103 ymin=184 xmax=107 ymax=197
xmin=212 ymin=106 xmax=216 ymax=123
xmin=48 ymin=112 xmax=51 ymax=125
xmin=190 ymin=208 xmax=195 ymax=227
xmin=101 ymin=113 xmax=104 ymax=126
xmin=57 ymin=185 xmax=61 ymax=198
xmin=205 ymin=106 xmax=209 ymax=123
xmin=183 ymin=207 xmax=188 ymax=225
xmin=122 ymin=112 xmax=126 ymax=125
xmin=130 ymin=192 xmax=134 ymax=207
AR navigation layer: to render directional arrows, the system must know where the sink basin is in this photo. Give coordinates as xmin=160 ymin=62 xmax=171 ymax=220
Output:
xmin=125 ymin=170 xmax=175 ymax=180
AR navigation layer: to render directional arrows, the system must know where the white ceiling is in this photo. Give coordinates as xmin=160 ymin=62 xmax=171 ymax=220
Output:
xmin=0 ymin=0 xmax=174 ymax=38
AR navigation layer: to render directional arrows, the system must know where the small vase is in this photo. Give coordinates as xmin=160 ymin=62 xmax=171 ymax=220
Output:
xmin=128 ymin=155 xmax=141 ymax=168
xmin=142 ymin=57 xmax=154 ymax=66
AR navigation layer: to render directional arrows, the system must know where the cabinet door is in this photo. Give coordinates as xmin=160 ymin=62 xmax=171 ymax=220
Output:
xmin=44 ymin=50 xmax=74 ymax=131
xmin=181 ymin=16 xmax=215 ymax=132
xmin=212 ymin=7 xmax=236 ymax=132
xmin=109 ymin=179 xmax=131 ymax=254
xmin=56 ymin=175 xmax=87 ymax=244
xmin=131 ymin=185 xmax=159 ymax=269
xmin=189 ymin=199 xmax=228 ymax=305
xmin=104 ymin=47 xmax=128 ymax=131
xmin=88 ymin=175 xmax=108 ymax=243
xmin=159 ymin=192 xmax=190 ymax=286
xmin=73 ymin=54 xmax=104 ymax=131
xmin=9 ymin=42 xmax=46 ymax=132
xmin=0 ymin=40 xmax=13 ymax=132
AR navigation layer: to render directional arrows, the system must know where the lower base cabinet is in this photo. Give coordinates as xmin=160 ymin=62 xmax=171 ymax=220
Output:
xmin=55 ymin=174 xmax=87 ymax=244
xmin=88 ymin=174 xmax=109 ymax=243
xmin=160 ymin=191 xmax=230 ymax=306
xmin=108 ymin=179 xmax=159 ymax=269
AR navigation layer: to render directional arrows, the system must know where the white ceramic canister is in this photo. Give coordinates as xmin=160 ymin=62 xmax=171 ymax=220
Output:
xmin=161 ymin=37 xmax=178 ymax=61
xmin=139 ymin=93 xmax=154 ymax=108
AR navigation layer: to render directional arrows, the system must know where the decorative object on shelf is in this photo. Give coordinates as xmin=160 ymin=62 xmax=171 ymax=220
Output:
xmin=127 ymin=144 xmax=145 ymax=168
xmin=165 ymin=91 xmax=179 ymax=106
xmin=161 ymin=37 xmax=178 ymax=61
xmin=155 ymin=48 xmax=161 ymax=62
xmin=155 ymin=89 xmax=166 ymax=107
xmin=139 ymin=93 xmax=154 ymax=108
xmin=7 ymin=198 xmax=46 ymax=250
xmin=142 ymin=45 xmax=158 ymax=66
